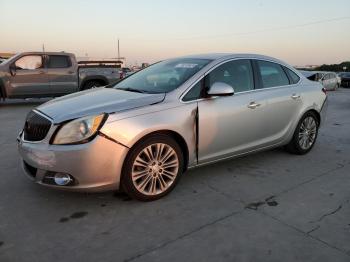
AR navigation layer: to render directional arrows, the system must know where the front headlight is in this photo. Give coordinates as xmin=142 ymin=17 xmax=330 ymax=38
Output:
xmin=52 ymin=114 xmax=106 ymax=145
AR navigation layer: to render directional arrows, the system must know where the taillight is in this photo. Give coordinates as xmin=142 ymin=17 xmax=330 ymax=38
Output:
xmin=322 ymin=87 xmax=327 ymax=95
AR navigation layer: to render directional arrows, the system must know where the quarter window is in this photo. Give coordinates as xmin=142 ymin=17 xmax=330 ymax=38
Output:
xmin=256 ymin=61 xmax=289 ymax=88
xmin=48 ymin=55 xmax=71 ymax=68
xmin=284 ymin=67 xmax=300 ymax=84
xmin=183 ymin=80 xmax=203 ymax=101
xmin=207 ymin=59 xmax=254 ymax=93
xmin=15 ymin=55 xmax=43 ymax=70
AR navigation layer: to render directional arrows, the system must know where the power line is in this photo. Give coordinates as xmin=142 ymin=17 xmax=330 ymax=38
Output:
xmin=172 ymin=16 xmax=350 ymax=41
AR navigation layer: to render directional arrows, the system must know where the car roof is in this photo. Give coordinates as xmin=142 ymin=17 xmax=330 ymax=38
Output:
xmin=176 ymin=53 xmax=286 ymax=63
xmin=16 ymin=51 xmax=74 ymax=56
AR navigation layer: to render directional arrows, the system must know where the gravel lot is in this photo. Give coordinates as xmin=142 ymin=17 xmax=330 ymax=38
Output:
xmin=0 ymin=89 xmax=349 ymax=262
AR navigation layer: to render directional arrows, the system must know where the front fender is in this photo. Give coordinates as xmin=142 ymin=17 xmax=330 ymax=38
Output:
xmin=100 ymin=103 xmax=198 ymax=166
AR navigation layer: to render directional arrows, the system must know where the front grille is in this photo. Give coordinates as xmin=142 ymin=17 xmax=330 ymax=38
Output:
xmin=23 ymin=111 xmax=52 ymax=141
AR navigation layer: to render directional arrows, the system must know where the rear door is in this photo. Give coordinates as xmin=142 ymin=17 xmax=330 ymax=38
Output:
xmin=8 ymin=54 xmax=50 ymax=97
xmin=46 ymin=55 xmax=78 ymax=95
xmin=252 ymin=60 xmax=303 ymax=145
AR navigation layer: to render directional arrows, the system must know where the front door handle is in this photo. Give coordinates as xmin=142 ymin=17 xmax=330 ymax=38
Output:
xmin=247 ymin=102 xmax=261 ymax=109
xmin=291 ymin=94 xmax=300 ymax=100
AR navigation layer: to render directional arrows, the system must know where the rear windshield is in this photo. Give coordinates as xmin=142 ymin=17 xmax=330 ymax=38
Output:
xmin=114 ymin=58 xmax=212 ymax=94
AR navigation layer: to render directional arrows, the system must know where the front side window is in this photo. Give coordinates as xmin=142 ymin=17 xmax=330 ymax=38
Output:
xmin=115 ymin=58 xmax=211 ymax=94
xmin=15 ymin=55 xmax=43 ymax=70
xmin=48 ymin=55 xmax=71 ymax=68
xmin=256 ymin=60 xmax=289 ymax=88
xmin=207 ymin=59 xmax=254 ymax=93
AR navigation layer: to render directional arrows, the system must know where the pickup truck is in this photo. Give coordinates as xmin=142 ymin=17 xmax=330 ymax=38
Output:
xmin=0 ymin=52 xmax=122 ymax=99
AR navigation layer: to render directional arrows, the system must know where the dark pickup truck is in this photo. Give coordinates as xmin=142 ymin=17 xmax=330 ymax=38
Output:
xmin=0 ymin=52 xmax=122 ymax=99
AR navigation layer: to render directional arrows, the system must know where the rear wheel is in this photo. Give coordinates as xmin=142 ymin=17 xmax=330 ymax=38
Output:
xmin=81 ymin=80 xmax=104 ymax=90
xmin=285 ymin=111 xmax=319 ymax=155
xmin=121 ymin=134 xmax=184 ymax=201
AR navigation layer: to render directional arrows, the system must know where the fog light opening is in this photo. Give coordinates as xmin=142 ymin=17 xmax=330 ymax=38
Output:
xmin=54 ymin=173 xmax=73 ymax=186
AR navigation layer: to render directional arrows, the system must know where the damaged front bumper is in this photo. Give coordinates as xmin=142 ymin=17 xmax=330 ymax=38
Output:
xmin=17 ymin=132 xmax=129 ymax=192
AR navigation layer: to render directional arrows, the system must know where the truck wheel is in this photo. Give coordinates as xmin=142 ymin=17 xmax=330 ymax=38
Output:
xmin=0 ymin=86 xmax=5 ymax=101
xmin=82 ymin=80 xmax=104 ymax=90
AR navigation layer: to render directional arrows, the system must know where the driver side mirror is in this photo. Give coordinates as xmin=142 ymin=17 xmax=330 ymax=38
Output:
xmin=207 ymin=82 xmax=234 ymax=97
xmin=9 ymin=64 xmax=16 ymax=76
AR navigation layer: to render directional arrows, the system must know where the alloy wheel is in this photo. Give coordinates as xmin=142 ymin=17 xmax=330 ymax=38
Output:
xmin=131 ymin=143 xmax=179 ymax=196
xmin=298 ymin=116 xmax=317 ymax=150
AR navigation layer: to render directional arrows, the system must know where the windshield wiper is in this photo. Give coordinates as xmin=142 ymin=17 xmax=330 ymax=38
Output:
xmin=116 ymin=87 xmax=147 ymax=93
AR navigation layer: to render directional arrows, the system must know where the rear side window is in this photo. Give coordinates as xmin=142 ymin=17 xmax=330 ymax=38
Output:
xmin=256 ymin=60 xmax=289 ymax=88
xmin=48 ymin=55 xmax=71 ymax=68
xmin=284 ymin=67 xmax=300 ymax=84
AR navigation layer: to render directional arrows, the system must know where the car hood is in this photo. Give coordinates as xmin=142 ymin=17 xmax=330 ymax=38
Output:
xmin=37 ymin=88 xmax=165 ymax=123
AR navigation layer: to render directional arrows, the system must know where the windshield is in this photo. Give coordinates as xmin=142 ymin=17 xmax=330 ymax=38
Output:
xmin=0 ymin=53 xmax=19 ymax=65
xmin=114 ymin=58 xmax=211 ymax=93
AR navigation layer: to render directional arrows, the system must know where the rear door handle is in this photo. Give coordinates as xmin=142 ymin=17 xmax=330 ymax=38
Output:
xmin=291 ymin=94 xmax=300 ymax=100
xmin=247 ymin=102 xmax=261 ymax=109
xmin=38 ymin=71 xmax=45 ymax=74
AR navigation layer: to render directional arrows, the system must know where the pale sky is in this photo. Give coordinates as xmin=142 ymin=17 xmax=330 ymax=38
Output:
xmin=1 ymin=0 xmax=349 ymax=66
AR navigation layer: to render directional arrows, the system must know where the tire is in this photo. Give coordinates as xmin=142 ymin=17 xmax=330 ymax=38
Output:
xmin=81 ymin=80 xmax=103 ymax=90
xmin=285 ymin=111 xmax=319 ymax=155
xmin=121 ymin=134 xmax=184 ymax=201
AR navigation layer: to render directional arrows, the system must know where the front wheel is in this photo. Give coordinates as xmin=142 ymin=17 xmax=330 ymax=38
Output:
xmin=285 ymin=112 xmax=319 ymax=155
xmin=121 ymin=134 xmax=184 ymax=201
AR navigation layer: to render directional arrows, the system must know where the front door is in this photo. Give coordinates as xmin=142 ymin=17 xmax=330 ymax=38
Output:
xmin=8 ymin=55 xmax=50 ymax=97
xmin=197 ymin=59 xmax=266 ymax=163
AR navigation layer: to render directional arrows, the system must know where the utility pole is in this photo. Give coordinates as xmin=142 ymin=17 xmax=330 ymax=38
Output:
xmin=42 ymin=44 xmax=45 ymax=52
xmin=117 ymin=38 xmax=120 ymax=59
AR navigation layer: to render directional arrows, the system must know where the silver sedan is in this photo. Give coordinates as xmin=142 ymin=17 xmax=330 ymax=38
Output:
xmin=17 ymin=54 xmax=327 ymax=201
